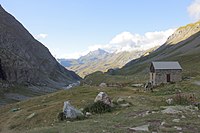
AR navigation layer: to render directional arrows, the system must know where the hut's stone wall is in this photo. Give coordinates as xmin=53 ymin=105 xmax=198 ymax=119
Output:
xmin=154 ymin=69 xmax=182 ymax=85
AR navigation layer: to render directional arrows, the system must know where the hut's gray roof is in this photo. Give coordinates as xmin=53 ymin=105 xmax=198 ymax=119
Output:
xmin=152 ymin=61 xmax=182 ymax=70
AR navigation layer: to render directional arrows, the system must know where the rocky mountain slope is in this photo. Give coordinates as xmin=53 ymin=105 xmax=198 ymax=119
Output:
xmin=84 ymin=21 xmax=200 ymax=85
xmin=120 ymin=20 xmax=200 ymax=76
xmin=59 ymin=49 xmax=145 ymax=77
xmin=0 ymin=5 xmax=81 ymax=89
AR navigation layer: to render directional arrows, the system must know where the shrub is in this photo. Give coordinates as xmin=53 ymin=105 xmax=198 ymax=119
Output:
xmin=57 ymin=112 xmax=65 ymax=121
xmin=172 ymin=92 xmax=196 ymax=105
xmin=83 ymin=101 xmax=112 ymax=114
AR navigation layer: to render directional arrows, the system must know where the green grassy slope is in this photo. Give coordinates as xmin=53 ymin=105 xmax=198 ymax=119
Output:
xmin=0 ymin=77 xmax=200 ymax=133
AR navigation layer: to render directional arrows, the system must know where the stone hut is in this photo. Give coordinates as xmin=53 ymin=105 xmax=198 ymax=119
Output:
xmin=150 ymin=61 xmax=182 ymax=86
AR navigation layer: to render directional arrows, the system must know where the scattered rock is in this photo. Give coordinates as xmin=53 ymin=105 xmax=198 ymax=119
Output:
xmin=193 ymin=81 xmax=200 ymax=86
xmin=79 ymin=108 xmax=84 ymax=112
xmin=63 ymin=101 xmax=83 ymax=119
xmin=85 ymin=112 xmax=92 ymax=117
xmin=161 ymin=106 xmax=195 ymax=114
xmin=94 ymin=92 xmax=112 ymax=106
xmin=131 ymin=83 xmax=143 ymax=87
xmin=198 ymin=115 xmax=200 ymax=118
xmin=117 ymin=98 xmax=125 ymax=103
xmin=27 ymin=112 xmax=36 ymax=119
xmin=161 ymin=107 xmax=182 ymax=114
xmin=166 ymin=98 xmax=173 ymax=105
xmin=129 ymin=124 xmax=149 ymax=132
xmin=161 ymin=121 xmax=166 ymax=126
xmin=181 ymin=115 xmax=186 ymax=119
xmin=174 ymin=126 xmax=182 ymax=130
xmin=99 ymin=83 xmax=107 ymax=88
xmin=172 ymin=119 xmax=180 ymax=123
xmin=11 ymin=108 xmax=21 ymax=112
xmin=120 ymin=103 xmax=131 ymax=108
xmin=128 ymin=96 xmax=132 ymax=99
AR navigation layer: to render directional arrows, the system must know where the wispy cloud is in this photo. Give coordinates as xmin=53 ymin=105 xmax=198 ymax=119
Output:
xmin=35 ymin=33 xmax=48 ymax=40
xmin=64 ymin=28 xmax=175 ymax=59
xmin=187 ymin=0 xmax=200 ymax=21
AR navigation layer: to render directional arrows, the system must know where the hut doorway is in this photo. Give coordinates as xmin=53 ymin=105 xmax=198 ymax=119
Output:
xmin=0 ymin=59 xmax=6 ymax=80
xmin=167 ymin=74 xmax=171 ymax=82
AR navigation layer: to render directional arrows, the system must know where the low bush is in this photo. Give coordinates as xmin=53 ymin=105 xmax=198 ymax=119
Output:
xmin=172 ymin=92 xmax=196 ymax=105
xmin=83 ymin=101 xmax=112 ymax=114
xmin=57 ymin=112 xmax=65 ymax=121
xmin=57 ymin=112 xmax=85 ymax=121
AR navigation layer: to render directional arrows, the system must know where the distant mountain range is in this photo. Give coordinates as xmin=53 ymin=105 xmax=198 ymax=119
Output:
xmin=58 ymin=48 xmax=152 ymax=77
xmin=58 ymin=49 xmax=110 ymax=67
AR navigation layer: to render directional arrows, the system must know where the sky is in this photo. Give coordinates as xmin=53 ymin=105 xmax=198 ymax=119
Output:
xmin=1 ymin=0 xmax=200 ymax=59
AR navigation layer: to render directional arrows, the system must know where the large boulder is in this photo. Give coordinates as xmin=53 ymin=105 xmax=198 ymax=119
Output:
xmin=63 ymin=101 xmax=83 ymax=119
xmin=94 ymin=92 xmax=112 ymax=106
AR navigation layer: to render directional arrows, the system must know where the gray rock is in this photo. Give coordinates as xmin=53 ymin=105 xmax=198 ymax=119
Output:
xmin=161 ymin=121 xmax=166 ymax=126
xmin=99 ymin=83 xmax=107 ymax=87
xmin=172 ymin=119 xmax=180 ymax=123
xmin=129 ymin=124 xmax=149 ymax=132
xmin=27 ymin=112 xmax=36 ymax=119
xmin=181 ymin=115 xmax=186 ymax=118
xmin=161 ymin=106 xmax=194 ymax=114
xmin=117 ymin=98 xmax=125 ymax=103
xmin=85 ymin=112 xmax=92 ymax=117
xmin=131 ymin=83 xmax=143 ymax=87
xmin=161 ymin=107 xmax=182 ymax=114
xmin=174 ymin=126 xmax=182 ymax=130
xmin=94 ymin=92 xmax=112 ymax=106
xmin=63 ymin=101 xmax=83 ymax=119
xmin=120 ymin=103 xmax=131 ymax=108
xmin=166 ymin=98 xmax=173 ymax=105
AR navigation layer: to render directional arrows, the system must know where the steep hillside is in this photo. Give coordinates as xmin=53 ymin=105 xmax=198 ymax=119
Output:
xmin=0 ymin=5 xmax=81 ymax=98
xmin=120 ymin=20 xmax=200 ymax=76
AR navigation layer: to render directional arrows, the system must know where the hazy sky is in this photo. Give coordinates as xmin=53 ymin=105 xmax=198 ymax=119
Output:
xmin=1 ymin=0 xmax=199 ymax=59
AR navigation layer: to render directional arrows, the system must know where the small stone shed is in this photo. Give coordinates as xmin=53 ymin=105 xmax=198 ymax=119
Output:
xmin=150 ymin=61 xmax=182 ymax=86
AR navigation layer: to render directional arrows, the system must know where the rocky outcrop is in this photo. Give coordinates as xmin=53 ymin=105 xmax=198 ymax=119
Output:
xmin=166 ymin=21 xmax=200 ymax=45
xmin=0 ymin=5 xmax=81 ymax=88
